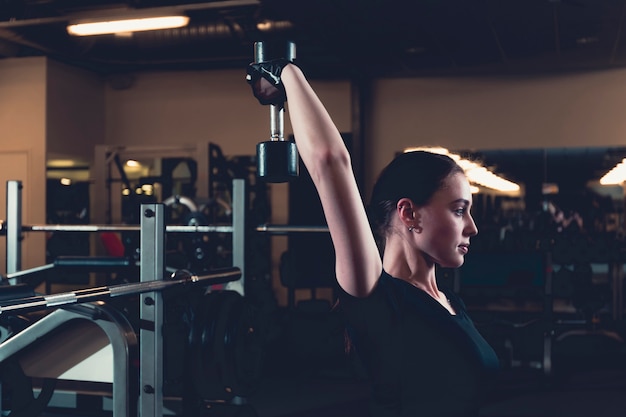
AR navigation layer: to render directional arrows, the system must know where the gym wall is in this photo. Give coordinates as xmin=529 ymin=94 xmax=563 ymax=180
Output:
xmin=0 ymin=57 xmax=48 ymax=275
xmin=4 ymin=55 xmax=626 ymax=304
xmin=367 ymin=69 xmax=626 ymax=194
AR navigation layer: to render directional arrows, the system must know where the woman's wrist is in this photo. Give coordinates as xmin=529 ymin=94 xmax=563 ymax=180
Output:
xmin=281 ymin=63 xmax=303 ymax=85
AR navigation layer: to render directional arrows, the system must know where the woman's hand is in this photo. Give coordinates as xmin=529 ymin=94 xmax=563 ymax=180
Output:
xmin=245 ymin=59 xmax=292 ymax=106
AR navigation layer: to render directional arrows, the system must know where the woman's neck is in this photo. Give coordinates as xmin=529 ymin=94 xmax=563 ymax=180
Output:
xmin=381 ymin=236 xmax=456 ymax=312
xmin=383 ymin=257 xmax=456 ymax=315
xmin=383 ymin=247 xmax=438 ymax=297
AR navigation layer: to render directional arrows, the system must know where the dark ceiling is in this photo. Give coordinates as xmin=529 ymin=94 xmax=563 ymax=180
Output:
xmin=3 ymin=0 xmax=626 ymax=192
xmin=3 ymin=0 xmax=626 ymax=78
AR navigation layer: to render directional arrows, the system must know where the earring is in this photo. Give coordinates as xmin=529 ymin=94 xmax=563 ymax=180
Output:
xmin=408 ymin=225 xmax=423 ymax=233
xmin=408 ymin=226 xmax=414 ymax=232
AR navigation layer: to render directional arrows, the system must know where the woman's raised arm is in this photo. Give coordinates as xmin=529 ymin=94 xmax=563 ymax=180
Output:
xmin=276 ymin=64 xmax=382 ymax=297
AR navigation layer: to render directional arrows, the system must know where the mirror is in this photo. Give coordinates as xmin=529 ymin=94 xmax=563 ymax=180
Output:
xmin=457 ymin=146 xmax=626 ymax=241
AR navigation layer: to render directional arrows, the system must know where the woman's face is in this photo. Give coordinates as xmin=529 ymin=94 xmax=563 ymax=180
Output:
xmin=417 ymin=173 xmax=478 ymax=268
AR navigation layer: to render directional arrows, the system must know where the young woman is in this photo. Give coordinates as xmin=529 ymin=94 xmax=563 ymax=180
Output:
xmin=247 ymin=60 xmax=500 ymax=417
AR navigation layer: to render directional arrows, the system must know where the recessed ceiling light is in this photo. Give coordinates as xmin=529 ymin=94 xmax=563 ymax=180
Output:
xmin=67 ymin=15 xmax=189 ymax=36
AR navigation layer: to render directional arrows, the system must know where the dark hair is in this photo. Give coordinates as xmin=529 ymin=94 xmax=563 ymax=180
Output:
xmin=367 ymin=151 xmax=464 ymax=248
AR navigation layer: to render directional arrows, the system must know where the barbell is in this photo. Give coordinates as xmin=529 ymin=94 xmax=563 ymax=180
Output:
xmin=0 ymin=267 xmax=241 ymax=315
xmin=0 ymin=220 xmax=329 ymax=235
xmin=0 ymin=220 xmax=235 ymax=234
xmin=0 ymin=266 xmax=265 ymax=405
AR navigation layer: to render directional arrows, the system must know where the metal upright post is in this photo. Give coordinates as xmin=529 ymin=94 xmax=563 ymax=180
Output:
xmin=6 ymin=180 xmax=22 ymax=285
xmin=542 ymin=251 xmax=553 ymax=377
xmin=227 ymin=179 xmax=245 ymax=295
xmin=139 ymin=204 xmax=166 ymax=417
xmin=2 ymin=180 xmax=22 ymax=412
xmin=611 ymin=260 xmax=624 ymax=321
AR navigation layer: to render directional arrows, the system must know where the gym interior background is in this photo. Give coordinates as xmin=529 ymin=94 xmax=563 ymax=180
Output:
xmin=1 ymin=1 xmax=626 ymax=416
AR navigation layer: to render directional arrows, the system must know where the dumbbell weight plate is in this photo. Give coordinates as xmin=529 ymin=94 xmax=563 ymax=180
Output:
xmin=214 ymin=292 xmax=264 ymax=398
xmin=256 ymin=140 xmax=299 ymax=183
xmin=188 ymin=291 xmax=226 ymax=400
xmin=211 ymin=291 xmax=242 ymax=397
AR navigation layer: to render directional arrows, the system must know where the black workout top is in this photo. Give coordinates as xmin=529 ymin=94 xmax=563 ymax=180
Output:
xmin=339 ymin=270 xmax=500 ymax=417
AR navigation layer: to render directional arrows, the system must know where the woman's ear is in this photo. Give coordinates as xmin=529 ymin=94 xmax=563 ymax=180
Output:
xmin=396 ymin=198 xmax=417 ymax=227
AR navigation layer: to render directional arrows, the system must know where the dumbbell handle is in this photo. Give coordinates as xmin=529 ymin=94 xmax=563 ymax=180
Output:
xmin=270 ymin=106 xmax=283 ymax=141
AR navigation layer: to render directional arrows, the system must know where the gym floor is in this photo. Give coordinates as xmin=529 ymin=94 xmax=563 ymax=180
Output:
xmin=38 ymin=366 xmax=626 ymax=417
xmin=33 ymin=305 xmax=626 ymax=417
xmin=248 ymin=368 xmax=626 ymax=417
xmin=246 ymin=308 xmax=626 ymax=417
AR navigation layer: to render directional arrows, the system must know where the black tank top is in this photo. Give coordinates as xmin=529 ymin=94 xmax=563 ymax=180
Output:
xmin=339 ymin=270 xmax=500 ymax=417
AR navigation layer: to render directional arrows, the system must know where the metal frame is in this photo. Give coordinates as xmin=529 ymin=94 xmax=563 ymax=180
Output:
xmin=2 ymin=179 xmax=247 ymax=294
xmin=6 ymin=180 xmax=22 ymax=284
xmin=139 ymin=203 xmax=165 ymax=417
xmin=0 ymin=176 xmax=345 ymax=415
xmin=0 ymin=303 xmax=137 ymax=416
xmin=0 ymin=179 xmax=248 ymax=416
xmin=229 ymin=178 xmax=245 ymax=294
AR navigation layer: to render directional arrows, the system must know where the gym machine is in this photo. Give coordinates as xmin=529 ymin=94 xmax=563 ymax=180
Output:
xmin=2 ymin=180 xmax=246 ymax=295
xmin=0 ymin=179 xmax=249 ymax=417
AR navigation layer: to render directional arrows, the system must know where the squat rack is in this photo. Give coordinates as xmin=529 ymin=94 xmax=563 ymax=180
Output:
xmin=3 ymin=179 xmax=246 ymax=295
xmin=0 ymin=179 xmax=247 ymax=417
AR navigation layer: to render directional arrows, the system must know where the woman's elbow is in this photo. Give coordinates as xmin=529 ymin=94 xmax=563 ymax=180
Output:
xmin=309 ymin=146 xmax=352 ymax=180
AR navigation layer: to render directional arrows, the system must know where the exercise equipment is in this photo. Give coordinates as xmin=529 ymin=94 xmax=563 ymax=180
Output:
xmin=1 ymin=179 xmax=247 ymax=296
xmin=0 ymin=267 xmax=240 ymax=315
xmin=162 ymin=194 xmax=216 ymax=273
xmin=0 ymin=288 xmax=32 ymax=343
xmin=0 ymin=180 xmax=252 ymax=417
xmin=253 ymin=41 xmax=299 ymax=183
xmin=0 ymin=222 xmax=236 ymax=234
xmin=0 ymin=176 xmax=356 ymax=416
xmin=1 ymin=301 xmax=138 ymax=416
xmin=187 ymin=289 xmax=262 ymax=404
xmin=4 ymin=256 xmax=136 ymax=283
xmin=255 ymin=224 xmax=329 ymax=234
xmin=0 ymin=268 xmax=262 ymax=417
xmin=190 ymin=290 xmax=264 ymax=401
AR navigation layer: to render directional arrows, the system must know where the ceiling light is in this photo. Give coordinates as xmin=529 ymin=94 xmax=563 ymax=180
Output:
xmin=256 ymin=19 xmax=294 ymax=32
xmin=125 ymin=160 xmax=140 ymax=167
xmin=47 ymin=159 xmax=79 ymax=168
xmin=599 ymin=158 xmax=626 ymax=185
xmin=67 ymin=15 xmax=189 ymax=36
xmin=141 ymin=184 xmax=154 ymax=196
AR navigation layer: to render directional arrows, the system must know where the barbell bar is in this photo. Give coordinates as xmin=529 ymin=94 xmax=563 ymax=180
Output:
xmin=0 ymin=221 xmax=235 ymax=234
xmin=255 ymin=224 xmax=329 ymax=234
xmin=4 ymin=256 xmax=138 ymax=281
xmin=0 ymin=221 xmax=329 ymax=235
xmin=0 ymin=266 xmax=241 ymax=315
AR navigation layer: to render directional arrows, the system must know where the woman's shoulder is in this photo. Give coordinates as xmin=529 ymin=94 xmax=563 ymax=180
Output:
xmin=337 ymin=269 xmax=400 ymax=316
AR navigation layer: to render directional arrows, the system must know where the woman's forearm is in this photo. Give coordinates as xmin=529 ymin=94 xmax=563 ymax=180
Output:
xmin=280 ymin=64 xmax=352 ymax=183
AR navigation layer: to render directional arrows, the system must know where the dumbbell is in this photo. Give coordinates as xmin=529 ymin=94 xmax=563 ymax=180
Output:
xmin=254 ymin=41 xmax=299 ymax=183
